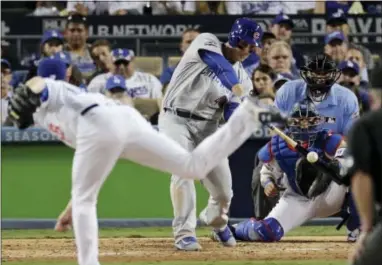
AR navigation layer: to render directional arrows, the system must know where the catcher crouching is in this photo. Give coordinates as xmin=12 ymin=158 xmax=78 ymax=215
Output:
xmin=226 ymin=100 xmax=360 ymax=242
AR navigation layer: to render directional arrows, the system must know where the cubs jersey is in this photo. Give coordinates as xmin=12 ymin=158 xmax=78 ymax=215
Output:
xmin=87 ymin=71 xmax=163 ymax=99
xmin=162 ymin=33 xmax=252 ymax=121
xmin=33 ymin=79 xmax=117 ymax=148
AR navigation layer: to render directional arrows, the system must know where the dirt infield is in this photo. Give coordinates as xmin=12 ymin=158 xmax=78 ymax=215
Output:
xmin=2 ymin=236 xmax=351 ymax=263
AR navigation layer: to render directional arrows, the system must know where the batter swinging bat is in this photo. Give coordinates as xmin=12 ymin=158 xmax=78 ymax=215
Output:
xmin=266 ymin=124 xmax=344 ymax=185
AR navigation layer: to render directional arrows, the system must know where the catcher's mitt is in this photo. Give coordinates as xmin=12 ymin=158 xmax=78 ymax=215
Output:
xmin=295 ymin=157 xmax=333 ymax=199
xmin=8 ymin=83 xmax=41 ymax=129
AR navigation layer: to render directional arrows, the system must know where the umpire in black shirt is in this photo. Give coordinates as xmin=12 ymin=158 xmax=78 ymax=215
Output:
xmin=348 ymin=63 xmax=382 ymax=265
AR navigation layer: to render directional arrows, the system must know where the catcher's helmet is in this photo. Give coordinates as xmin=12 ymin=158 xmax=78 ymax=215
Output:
xmin=300 ymin=54 xmax=341 ymax=102
xmin=228 ymin=18 xmax=263 ymax=48
xmin=287 ymin=100 xmax=324 ymax=146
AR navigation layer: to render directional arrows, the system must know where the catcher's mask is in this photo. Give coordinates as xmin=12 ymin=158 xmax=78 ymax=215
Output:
xmin=286 ymin=100 xmax=324 ymax=147
xmin=300 ymin=54 xmax=341 ymax=102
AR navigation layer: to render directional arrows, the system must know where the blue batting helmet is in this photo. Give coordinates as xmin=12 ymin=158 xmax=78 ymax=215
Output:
xmin=228 ymin=18 xmax=263 ymax=48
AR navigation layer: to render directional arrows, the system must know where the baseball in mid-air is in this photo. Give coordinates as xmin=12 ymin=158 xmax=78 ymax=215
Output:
xmin=307 ymin=151 xmax=319 ymax=163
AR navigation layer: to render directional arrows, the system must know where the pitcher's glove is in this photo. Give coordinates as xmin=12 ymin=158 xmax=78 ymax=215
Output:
xmin=8 ymin=83 xmax=41 ymax=129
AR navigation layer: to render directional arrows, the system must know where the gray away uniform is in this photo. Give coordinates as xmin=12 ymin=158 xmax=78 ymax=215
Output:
xmin=158 ymin=33 xmax=252 ymax=241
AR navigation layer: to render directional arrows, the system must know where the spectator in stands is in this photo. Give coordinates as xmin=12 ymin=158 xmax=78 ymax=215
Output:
xmin=109 ymin=1 xmax=144 ymax=15
xmin=65 ymin=1 xmax=143 ymax=15
xmin=324 ymin=31 xmax=348 ymax=64
xmin=58 ymin=51 xmax=84 ymax=87
xmin=295 ymin=2 xmax=316 ymax=14
xmin=64 ymin=14 xmax=95 ymax=83
xmin=270 ymin=13 xmax=305 ymax=68
xmin=31 ymin=1 xmax=61 ymax=16
xmin=90 ymin=39 xmax=114 ymax=82
xmin=183 ymin=1 xmax=241 ymax=14
xmin=259 ymin=32 xmax=277 ymax=64
xmin=251 ymin=64 xmax=277 ymax=99
xmin=150 ymin=1 xmax=183 ymax=15
xmin=235 ymin=1 xmax=300 ymax=14
xmin=1 ymin=59 xmax=13 ymax=125
xmin=159 ymin=28 xmax=200 ymax=89
xmin=325 ymin=11 xmax=375 ymax=72
xmin=104 ymin=75 xmax=134 ymax=106
xmin=338 ymin=60 xmax=371 ymax=114
xmin=25 ymin=30 xmax=65 ymax=81
xmin=315 ymin=1 xmax=352 ymax=15
xmin=1 ymin=59 xmax=12 ymax=87
xmin=325 ymin=10 xmax=350 ymax=36
xmin=88 ymin=48 xmax=163 ymax=121
xmin=346 ymin=44 xmax=370 ymax=89
xmin=267 ymin=41 xmax=298 ymax=79
xmin=65 ymin=1 xmax=109 ymax=15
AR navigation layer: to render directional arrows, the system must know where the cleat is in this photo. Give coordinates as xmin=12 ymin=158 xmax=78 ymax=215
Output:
xmin=174 ymin=237 xmax=202 ymax=251
xmin=212 ymin=226 xmax=237 ymax=247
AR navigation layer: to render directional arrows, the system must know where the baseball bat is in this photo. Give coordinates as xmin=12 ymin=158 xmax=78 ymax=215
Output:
xmin=266 ymin=124 xmax=344 ymax=185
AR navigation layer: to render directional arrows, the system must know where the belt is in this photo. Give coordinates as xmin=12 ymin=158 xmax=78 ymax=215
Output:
xmin=81 ymin=104 xmax=99 ymax=116
xmin=164 ymin=108 xmax=208 ymax=121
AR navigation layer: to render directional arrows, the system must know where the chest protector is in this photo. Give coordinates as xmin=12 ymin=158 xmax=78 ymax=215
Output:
xmin=271 ymin=131 xmax=329 ymax=196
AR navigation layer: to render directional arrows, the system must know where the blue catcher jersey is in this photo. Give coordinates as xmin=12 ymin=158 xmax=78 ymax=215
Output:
xmin=275 ymin=80 xmax=359 ymax=135
xmin=258 ymin=130 xmax=343 ymax=195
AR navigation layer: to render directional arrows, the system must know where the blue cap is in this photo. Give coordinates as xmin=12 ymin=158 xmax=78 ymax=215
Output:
xmin=106 ymin=75 xmax=127 ymax=91
xmin=41 ymin=30 xmax=64 ymax=45
xmin=272 ymin=13 xmax=294 ymax=28
xmin=327 ymin=9 xmax=347 ymax=25
xmin=37 ymin=58 xmax=67 ymax=80
xmin=1 ymin=59 xmax=11 ymax=70
xmin=50 ymin=51 xmax=72 ymax=66
xmin=112 ymin=49 xmax=133 ymax=63
xmin=339 ymin=60 xmax=360 ymax=75
xmin=228 ymin=17 xmax=263 ymax=48
xmin=325 ymin=31 xmax=345 ymax=44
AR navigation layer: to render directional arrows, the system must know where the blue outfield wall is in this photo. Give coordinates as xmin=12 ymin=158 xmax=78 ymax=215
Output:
xmin=1 ymin=218 xmax=342 ymax=230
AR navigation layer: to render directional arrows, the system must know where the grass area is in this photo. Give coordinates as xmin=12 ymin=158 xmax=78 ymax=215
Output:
xmin=2 ymin=225 xmax=346 ymax=239
xmin=2 ymin=261 xmax=347 ymax=265
xmin=2 ymin=145 xmax=209 ymax=218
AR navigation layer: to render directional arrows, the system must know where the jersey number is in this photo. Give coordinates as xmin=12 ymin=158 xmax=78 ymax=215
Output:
xmin=48 ymin=124 xmax=65 ymax=141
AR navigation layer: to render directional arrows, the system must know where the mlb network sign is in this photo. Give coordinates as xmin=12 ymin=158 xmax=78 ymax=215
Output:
xmin=40 ymin=15 xmax=381 ymax=42
xmin=42 ymin=18 xmax=200 ymax=37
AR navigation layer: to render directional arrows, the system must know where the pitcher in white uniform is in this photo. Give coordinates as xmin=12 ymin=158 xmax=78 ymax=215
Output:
xmin=7 ymin=60 xmax=284 ymax=265
xmin=159 ymin=18 xmax=263 ymax=250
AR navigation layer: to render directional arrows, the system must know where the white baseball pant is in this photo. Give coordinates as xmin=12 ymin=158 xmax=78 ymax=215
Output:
xmin=158 ymin=113 xmax=233 ymax=241
xmin=266 ymin=181 xmax=347 ymax=234
xmin=71 ymin=99 xmax=262 ymax=265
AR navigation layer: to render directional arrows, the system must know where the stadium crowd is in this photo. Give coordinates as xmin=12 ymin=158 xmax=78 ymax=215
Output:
xmin=1 ymin=0 xmax=382 ymax=126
